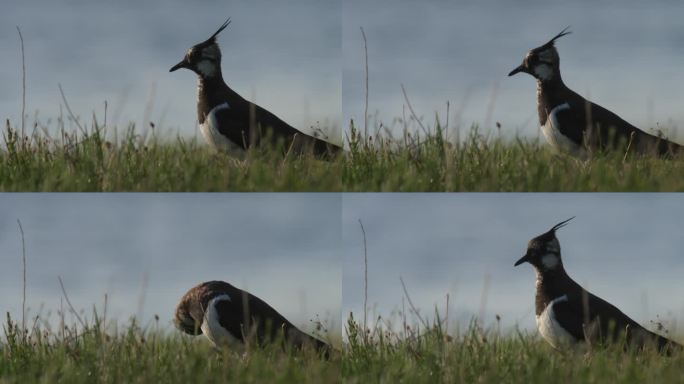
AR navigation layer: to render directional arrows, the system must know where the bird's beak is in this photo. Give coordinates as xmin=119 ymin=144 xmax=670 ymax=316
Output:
xmin=508 ymin=64 xmax=526 ymax=77
xmin=514 ymin=253 xmax=530 ymax=266
xmin=170 ymin=59 xmax=189 ymax=72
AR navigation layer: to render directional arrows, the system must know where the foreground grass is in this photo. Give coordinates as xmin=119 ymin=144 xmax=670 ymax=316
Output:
xmin=3 ymin=312 xmax=683 ymax=383
xmin=1 ymin=314 xmax=339 ymax=383
xmin=343 ymin=125 xmax=684 ymax=192
xmin=1 ymin=121 xmax=683 ymax=191
xmin=343 ymin=315 xmax=684 ymax=383
xmin=0 ymin=123 xmax=342 ymax=191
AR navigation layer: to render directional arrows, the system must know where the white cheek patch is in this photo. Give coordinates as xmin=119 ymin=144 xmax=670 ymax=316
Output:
xmin=533 ymin=63 xmax=553 ymax=80
xmin=541 ymin=253 xmax=560 ymax=270
xmin=196 ymin=60 xmax=217 ymax=77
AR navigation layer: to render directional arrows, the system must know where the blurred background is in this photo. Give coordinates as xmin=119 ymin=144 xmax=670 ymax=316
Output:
xmin=342 ymin=194 xmax=684 ymax=337
xmin=0 ymin=0 xmax=341 ymax=141
xmin=343 ymin=0 xmax=684 ymax=143
xmin=0 ymin=194 xmax=341 ymax=337
xmin=1 ymin=194 xmax=682 ymax=340
xmin=5 ymin=1 xmax=683 ymax=146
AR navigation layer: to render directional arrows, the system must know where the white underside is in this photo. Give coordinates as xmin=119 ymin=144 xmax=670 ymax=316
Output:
xmin=542 ymin=102 xmax=585 ymax=158
xmin=536 ymin=294 xmax=577 ymax=349
xmin=200 ymin=102 xmax=245 ymax=154
xmin=201 ymin=294 xmax=242 ymax=349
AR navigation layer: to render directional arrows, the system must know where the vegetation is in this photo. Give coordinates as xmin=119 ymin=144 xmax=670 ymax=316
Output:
xmin=1 ymin=312 xmax=339 ymax=383
xmin=1 ymin=117 xmax=682 ymax=191
xmin=5 ymin=310 xmax=683 ymax=383
xmin=343 ymin=312 xmax=684 ymax=383
xmin=0 ymin=120 xmax=342 ymax=191
xmin=343 ymin=123 xmax=684 ymax=192
xmin=0 ymin=118 xmax=684 ymax=192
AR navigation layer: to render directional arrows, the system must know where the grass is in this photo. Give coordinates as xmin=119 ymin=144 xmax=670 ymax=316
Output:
xmin=341 ymin=228 xmax=684 ymax=383
xmin=343 ymin=123 xmax=684 ymax=192
xmin=1 ymin=311 xmax=340 ymax=383
xmin=5 ymin=311 xmax=683 ymax=384
xmin=1 ymin=117 xmax=683 ymax=191
xmin=343 ymin=312 xmax=684 ymax=383
xmin=0 ymin=120 xmax=342 ymax=192
xmin=3 ymin=226 xmax=683 ymax=384
xmin=0 ymin=224 xmax=340 ymax=383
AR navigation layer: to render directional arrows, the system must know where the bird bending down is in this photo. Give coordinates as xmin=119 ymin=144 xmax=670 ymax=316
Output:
xmin=170 ymin=18 xmax=342 ymax=159
xmin=175 ymin=280 xmax=330 ymax=355
xmin=514 ymin=218 xmax=681 ymax=353
xmin=509 ymin=28 xmax=682 ymax=158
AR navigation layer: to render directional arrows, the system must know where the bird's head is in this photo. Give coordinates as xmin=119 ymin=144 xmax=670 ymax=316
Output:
xmin=508 ymin=27 xmax=570 ymax=82
xmin=514 ymin=217 xmax=574 ymax=271
xmin=170 ymin=18 xmax=231 ymax=78
xmin=174 ymin=289 xmax=205 ymax=335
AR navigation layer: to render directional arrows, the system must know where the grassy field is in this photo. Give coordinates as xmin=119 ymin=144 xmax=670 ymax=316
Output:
xmin=0 ymin=121 xmax=342 ymax=192
xmin=1 ymin=313 xmax=340 ymax=383
xmin=5 ymin=314 xmax=684 ymax=384
xmin=343 ymin=125 xmax=684 ymax=192
xmin=343 ymin=315 xmax=684 ymax=383
xmin=1 ymin=121 xmax=682 ymax=191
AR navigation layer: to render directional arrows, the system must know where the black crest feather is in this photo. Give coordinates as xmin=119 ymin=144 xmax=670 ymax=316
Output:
xmin=542 ymin=26 xmax=571 ymax=48
xmin=549 ymin=216 xmax=575 ymax=233
xmin=204 ymin=18 xmax=231 ymax=44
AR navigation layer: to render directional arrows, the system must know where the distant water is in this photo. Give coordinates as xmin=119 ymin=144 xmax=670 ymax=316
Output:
xmin=343 ymin=0 xmax=684 ymax=143
xmin=0 ymin=194 xmax=342 ymax=334
xmin=0 ymin=0 xmax=341 ymax=141
xmin=342 ymin=194 xmax=684 ymax=334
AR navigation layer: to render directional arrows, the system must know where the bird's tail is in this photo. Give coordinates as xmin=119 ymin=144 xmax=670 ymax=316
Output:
xmin=633 ymin=129 xmax=683 ymax=157
xmin=631 ymin=326 xmax=682 ymax=355
xmin=655 ymin=334 xmax=683 ymax=355
xmin=286 ymin=327 xmax=333 ymax=358
xmin=311 ymin=137 xmax=343 ymax=160
xmin=300 ymin=333 xmax=333 ymax=359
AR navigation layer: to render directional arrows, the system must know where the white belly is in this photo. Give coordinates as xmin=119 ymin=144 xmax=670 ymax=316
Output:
xmin=201 ymin=294 xmax=242 ymax=349
xmin=200 ymin=102 xmax=245 ymax=154
xmin=542 ymin=102 xmax=586 ymax=158
xmin=536 ymin=295 xmax=577 ymax=349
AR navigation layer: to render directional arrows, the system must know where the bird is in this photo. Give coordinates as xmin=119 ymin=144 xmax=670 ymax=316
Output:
xmin=174 ymin=280 xmax=330 ymax=355
xmin=508 ymin=27 xmax=682 ymax=158
xmin=170 ymin=18 xmax=342 ymax=159
xmin=514 ymin=217 xmax=681 ymax=353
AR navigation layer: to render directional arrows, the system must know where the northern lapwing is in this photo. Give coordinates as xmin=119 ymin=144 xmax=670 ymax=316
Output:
xmin=170 ymin=19 xmax=342 ymax=159
xmin=514 ymin=218 xmax=681 ymax=353
xmin=175 ymin=280 xmax=330 ymax=355
xmin=509 ymin=28 xmax=682 ymax=157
